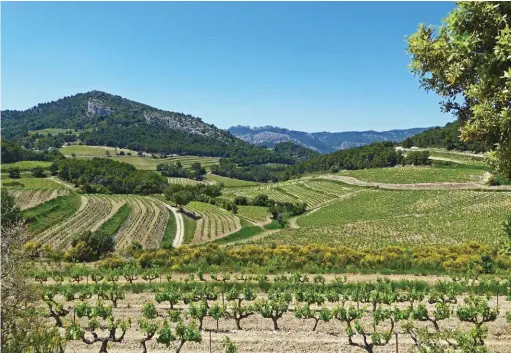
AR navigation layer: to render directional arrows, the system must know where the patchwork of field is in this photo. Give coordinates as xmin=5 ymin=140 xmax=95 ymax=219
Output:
xmin=259 ymin=189 xmax=511 ymax=248
xmin=223 ymin=178 xmax=356 ymax=209
xmin=185 ymin=201 xmax=242 ymax=243
xmin=59 ymin=145 xmax=219 ymax=170
xmin=338 ymin=165 xmax=486 ymax=184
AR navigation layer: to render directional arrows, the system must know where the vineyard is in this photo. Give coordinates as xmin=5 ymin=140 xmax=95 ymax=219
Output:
xmin=10 ymin=188 xmax=70 ymax=210
xmin=223 ymin=178 xmax=358 ymax=209
xmin=259 ymin=189 xmax=511 ymax=249
xmin=28 ymin=267 xmax=511 ymax=353
xmin=338 ymin=165 xmax=486 ymax=184
xmin=236 ymin=206 xmax=270 ymax=224
xmin=185 ymin=201 xmax=242 ymax=243
xmin=168 ymin=177 xmax=204 ymax=185
xmin=114 ymin=196 xmax=170 ymax=249
xmin=205 ymin=174 xmax=261 ymax=187
xmin=34 ymin=195 xmax=126 ymax=249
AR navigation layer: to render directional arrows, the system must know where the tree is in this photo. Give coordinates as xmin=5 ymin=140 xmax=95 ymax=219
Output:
xmin=1 ymin=194 xmax=64 ymax=352
xmin=32 ymin=167 xmax=46 ymax=178
xmin=225 ymin=286 xmax=257 ymax=330
xmin=1 ymin=188 xmax=23 ymax=229
xmin=255 ymin=290 xmax=290 ymax=330
xmin=402 ymin=137 xmax=414 ymax=148
xmin=156 ymin=319 xmax=202 ymax=353
xmin=407 ymin=2 xmax=511 ymax=178
xmin=67 ymin=301 xmax=130 ymax=353
xmin=208 ymin=303 xmax=225 ymax=331
xmin=139 ymin=302 xmax=159 ymax=353
xmin=8 ymin=167 xmax=21 ymax=179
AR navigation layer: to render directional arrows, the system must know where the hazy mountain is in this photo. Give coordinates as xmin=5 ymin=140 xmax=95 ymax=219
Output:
xmin=228 ymin=125 xmax=430 ymax=154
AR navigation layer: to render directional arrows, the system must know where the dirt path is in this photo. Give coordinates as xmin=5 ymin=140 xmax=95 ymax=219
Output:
xmin=164 ymin=204 xmax=184 ymax=247
xmin=49 ymin=176 xmax=76 ymax=190
xmin=317 ymin=174 xmax=511 ymax=191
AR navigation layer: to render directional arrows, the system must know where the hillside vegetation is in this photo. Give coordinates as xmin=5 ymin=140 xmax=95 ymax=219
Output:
xmin=1 ymin=91 xmax=300 ymax=165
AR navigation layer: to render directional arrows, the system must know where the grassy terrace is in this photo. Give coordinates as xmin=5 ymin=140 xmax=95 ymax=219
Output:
xmin=1 ymin=160 xmax=52 ymax=171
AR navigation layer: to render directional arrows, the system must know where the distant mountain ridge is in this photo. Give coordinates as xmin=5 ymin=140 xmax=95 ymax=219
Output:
xmin=228 ymin=125 xmax=430 ymax=154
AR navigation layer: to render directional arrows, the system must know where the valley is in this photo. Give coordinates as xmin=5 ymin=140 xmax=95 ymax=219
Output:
xmin=2 ymin=91 xmax=510 ymax=353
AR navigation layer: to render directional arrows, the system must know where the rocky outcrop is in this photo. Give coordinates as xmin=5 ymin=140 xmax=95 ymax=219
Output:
xmin=87 ymin=99 xmax=113 ymax=117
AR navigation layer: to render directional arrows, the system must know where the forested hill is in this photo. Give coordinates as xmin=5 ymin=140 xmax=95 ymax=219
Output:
xmin=228 ymin=125 xmax=429 ymax=153
xmin=406 ymin=121 xmax=489 ymax=153
xmin=1 ymin=91 xmax=292 ymax=165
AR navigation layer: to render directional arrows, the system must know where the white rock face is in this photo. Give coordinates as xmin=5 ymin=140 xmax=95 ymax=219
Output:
xmin=87 ymin=100 xmax=113 ymax=116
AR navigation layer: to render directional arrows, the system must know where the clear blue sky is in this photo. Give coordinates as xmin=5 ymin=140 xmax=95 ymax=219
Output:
xmin=1 ymin=2 xmax=455 ymax=132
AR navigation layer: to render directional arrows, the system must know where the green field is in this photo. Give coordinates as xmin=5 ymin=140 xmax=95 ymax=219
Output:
xmin=59 ymin=145 xmax=139 ymax=157
xmin=206 ymin=174 xmax=261 ymax=187
xmin=1 ymin=174 xmax=65 ymax=189
xmin=59 ymin=145 xmax=219 ymax=170
xmin=1 ymin=160 xmax=52 ymax=171
xmin=257 ymin=189 xmax=511 ymax=249
xmin=23 ymin=193 xmax=82 ymax=234
xmin=338 ymin=165 xmax=486 ymax=184
xmin=182 ymin=214 xmax=197 ymax=244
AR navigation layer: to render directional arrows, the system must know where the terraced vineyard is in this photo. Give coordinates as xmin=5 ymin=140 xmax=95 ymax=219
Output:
xmin=114 ymin=196 xmax=169 ymax=249
xmin=259 ymin=189 xmax=511 ymax=248
xmin=237 ymin=205 xmax=270 ymax=224
xmin=10 ymin=188 xmax=70 ymax=210
xmin=339 ymin=165 xmax=486 ymax=184
xmin=168 ymin=177 xmax=206 ymax=185
xmin=224 ymin=178 xmax=357 ymax=209
xmin=185 ymin=201 xmax=241 ymax=243
xmin=34 ymin=195 xmax=125 ymax=249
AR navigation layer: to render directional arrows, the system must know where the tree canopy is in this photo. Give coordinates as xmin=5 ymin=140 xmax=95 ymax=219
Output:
xmin=407 ymin=1 xmax=511 ymax=178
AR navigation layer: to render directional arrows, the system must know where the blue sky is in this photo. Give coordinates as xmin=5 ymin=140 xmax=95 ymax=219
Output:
xmin=2 ymin=2 xmax=455 ymax=132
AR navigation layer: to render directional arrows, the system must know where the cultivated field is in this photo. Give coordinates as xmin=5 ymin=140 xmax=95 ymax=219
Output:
xmin=1 ymin=160 xmax=52 ymax=171
xmin=223 ymin=178 xmax=358 ymax=209
xmin=206 ymin=174 xmax=261 ymax=187
xmin=259 ymin=189 xmax=511 ymax=248
xmin=34 ymin=195 xmax=125 ymax=249
xmin=10 ymin=188 xmax=70 ymax=210
xmin=59 ymin=145 xmax=220 ymax=170
xmin=114 ymin=196 xmax=169 ymax=249
xmin=168 ymin=177 xmax=206 ymax=185
xmin=27 ymin=193 xmax=172 ymax=250
xmin=1 ymin=174 xmax=66 ymax=189
xmin=185 ymin=201 xmax=242 ymax=243
xmin=33 ymin=273 xmax=511 ymax=353
xmin=237 ymin=205 xmax=270 ymax=224
xmin=339 ymin=165 xmax=486 ymax=184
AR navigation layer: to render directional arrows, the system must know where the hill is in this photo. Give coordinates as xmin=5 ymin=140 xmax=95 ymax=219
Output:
xmin=405 ymin=121 xmax=489 ymax=153
xmin=1 ymin=91 xmax=292 ymax=165
xmin=228 ymin=125 xmax=429 ymax=153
